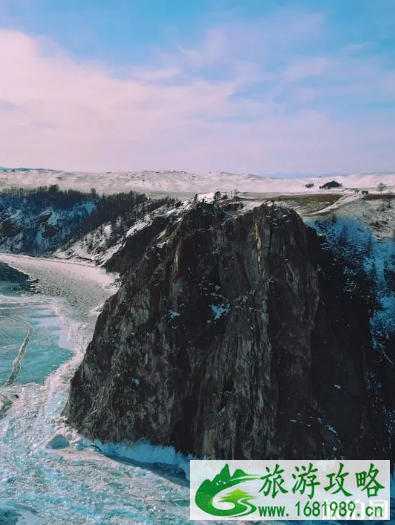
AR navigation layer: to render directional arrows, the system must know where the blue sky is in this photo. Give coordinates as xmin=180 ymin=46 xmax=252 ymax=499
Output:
xmin=0 ymin=0 xmax=394 ymax=173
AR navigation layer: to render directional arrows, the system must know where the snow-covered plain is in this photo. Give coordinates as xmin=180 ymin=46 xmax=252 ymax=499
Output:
xmin=1 ymin=168 xmax=394 ymax=198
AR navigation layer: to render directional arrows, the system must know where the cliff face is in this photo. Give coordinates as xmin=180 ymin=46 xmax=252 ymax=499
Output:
xmin=65 ymin=202 xmax=391 ymax=461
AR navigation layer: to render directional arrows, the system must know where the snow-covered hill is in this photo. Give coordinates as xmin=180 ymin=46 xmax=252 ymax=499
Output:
xmin=0 ymin=168 xmax=394 ymax=199
xmin=54 ymin=200 xmax=177 ymax=266
xmin=0 ymin=186 xmax=177 ymax=257
xmin=0 ymin=189 xmax=96 ymax=254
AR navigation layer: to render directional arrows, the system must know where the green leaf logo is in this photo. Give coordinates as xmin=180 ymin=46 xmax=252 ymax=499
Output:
xmin=195 ymin=464 xmax=259 ymax=517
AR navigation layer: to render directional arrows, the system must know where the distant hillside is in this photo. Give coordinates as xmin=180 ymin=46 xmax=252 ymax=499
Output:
xmin=0 ymin=168 xmax=394 ymax=199
xmin=0 ymin=185 xmax=176 ymax=256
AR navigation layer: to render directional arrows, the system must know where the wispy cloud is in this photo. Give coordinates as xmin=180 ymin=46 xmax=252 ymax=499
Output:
xmin=283 ymin=57 xmax=330 ymax=83
xmin=0 ymin=3 xmax=394 ymax=173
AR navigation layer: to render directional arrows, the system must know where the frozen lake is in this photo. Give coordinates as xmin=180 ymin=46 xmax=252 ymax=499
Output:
xmin=0 ymin=264 xmax=73 ymax=388
xmin=0 ymin=256 xmax=199 ymax=525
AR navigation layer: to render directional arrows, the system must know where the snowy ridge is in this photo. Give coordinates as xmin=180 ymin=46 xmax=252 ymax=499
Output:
xmin=0 ymin=168 xmax=394 ymax=197
xmin=54 ymin=200 xmax=182 ymax=265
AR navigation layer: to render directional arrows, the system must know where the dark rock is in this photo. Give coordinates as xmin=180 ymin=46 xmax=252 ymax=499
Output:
xmin=319 ymin=181 xmax=342 ymax=190
xmin=105 ymin=215 xmax=173 ymax=275
xmin=36 ymin=211 xmax=53 ymax=224
xmin=65 ymin=202 xmax=390 ymax=461
xmin=42 ymin=224 xmax=59 ymax=238
xmin=0 ymin=217 xmax=22 ymax=237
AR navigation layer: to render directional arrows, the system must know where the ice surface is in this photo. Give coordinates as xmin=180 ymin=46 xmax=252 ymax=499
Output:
xmin=0 ymin=255 xmax=233 ymax=524
xmin=46 ymin=434 xmax=70 ymax=449
xmin=75 ymin=438 xmax=194 ymax=480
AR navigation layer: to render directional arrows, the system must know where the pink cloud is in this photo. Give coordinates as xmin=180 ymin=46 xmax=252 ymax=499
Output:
xmin=0 ymin=24 xmax=394 ymax=174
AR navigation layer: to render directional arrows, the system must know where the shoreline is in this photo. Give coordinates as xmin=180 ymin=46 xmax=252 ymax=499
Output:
xmin=0 ymin=252 xmax=118 ymax=434
xmin=0 ymin=254 xmax=117 ymax=325
xmin=0 ymin=255 xmax=196 ymax=484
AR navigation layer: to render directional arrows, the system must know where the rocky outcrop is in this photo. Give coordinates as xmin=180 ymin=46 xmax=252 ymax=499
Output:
xmin=105 ymin=215 xmax=174 ymax=275
xmin=65 ymin=202 xmax=391 ymax=461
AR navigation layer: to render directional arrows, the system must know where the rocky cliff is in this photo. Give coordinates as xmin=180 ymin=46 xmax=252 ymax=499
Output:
xmin=65 ymin=202 xmax=393 ymax=461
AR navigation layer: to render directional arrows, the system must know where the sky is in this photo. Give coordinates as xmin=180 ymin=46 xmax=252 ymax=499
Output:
xmin=0 ymin=0 xmax=394 ymax=174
